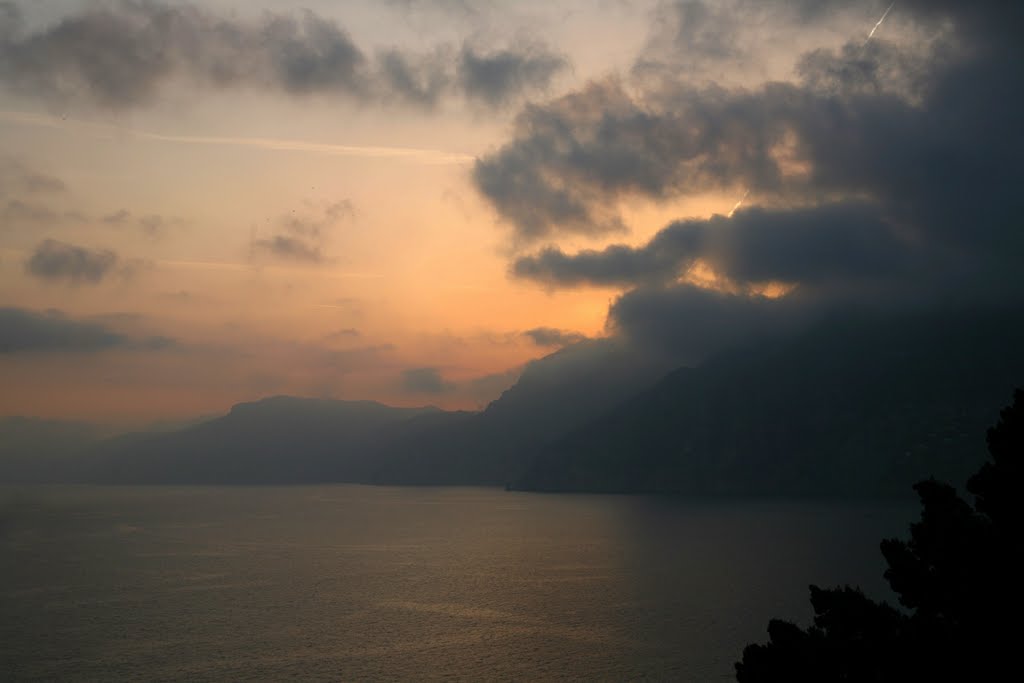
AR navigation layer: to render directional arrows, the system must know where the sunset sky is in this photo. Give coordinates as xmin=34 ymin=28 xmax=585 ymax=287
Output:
xmin=1 ymin=0 xmax=1019 ymax=424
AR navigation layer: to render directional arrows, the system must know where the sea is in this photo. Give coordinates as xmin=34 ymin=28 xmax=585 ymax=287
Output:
xmin=0 ymin=485 xmax=915 ymax=681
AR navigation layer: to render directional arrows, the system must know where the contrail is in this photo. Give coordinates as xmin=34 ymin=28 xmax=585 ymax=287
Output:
xmin=728 ymin=190 xmax=750 ymax=217
xmin=137 ymin=131 xmax=475 ymax=164
xmin=863 ymin=1 xmax=896 ymax=46
xmin=0 ymin=109 xmax=474 ymax=165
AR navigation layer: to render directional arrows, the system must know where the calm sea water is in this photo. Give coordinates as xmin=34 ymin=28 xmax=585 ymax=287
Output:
xmin=0 ymin=486 xmax=914 ymax=681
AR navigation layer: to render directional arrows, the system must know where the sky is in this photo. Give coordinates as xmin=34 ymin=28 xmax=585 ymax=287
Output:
xmin=1 ymin=0 xmax=1021 ymax=425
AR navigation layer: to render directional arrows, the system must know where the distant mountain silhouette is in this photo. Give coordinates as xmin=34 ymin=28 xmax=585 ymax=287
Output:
xmin=516 ymin=309 xmax=1024 ymax=496
xmin=360 ymin=338 xmax=671 ymax=485
xmin=92 ymin=397 xmax=448 ymax=484
xmin=0 ymin=417 xmax=103 ymax=483
xmin=82 ymin=340 xmax=668 ymax=486
xmin=6 ymin=310 xmax=1022 ymax=496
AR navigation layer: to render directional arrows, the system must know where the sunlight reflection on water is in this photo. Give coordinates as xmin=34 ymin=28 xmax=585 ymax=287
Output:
xmin=0 ymin=485 xmax=914 ymax=681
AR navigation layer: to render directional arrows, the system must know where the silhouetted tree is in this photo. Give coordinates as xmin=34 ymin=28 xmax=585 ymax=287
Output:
xmin=736 ymin=389 xmax=1024 ymax=682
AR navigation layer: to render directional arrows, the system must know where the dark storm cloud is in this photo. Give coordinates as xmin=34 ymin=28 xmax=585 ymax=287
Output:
xmin=479 ymin=1 xmax=1023 ymax=367
xmin=473 ymin=76 xmax=890 ymax=241
xmin=26 ymin=239 xmax=117 ymax=284
xmin=401 ymin=367 xmax=456 ymax=394
xmin=514 ymin=202 xmax=914 ymax=289
xmin=475 ymin=1 xmax=1023 ymax=256
xmin=0 ymin=307 xmax=175 ymax=353
xmin=0 ymin=1 xmax=567 ymax=109
xmin=523 ymin=327 xmax=588 ymax=348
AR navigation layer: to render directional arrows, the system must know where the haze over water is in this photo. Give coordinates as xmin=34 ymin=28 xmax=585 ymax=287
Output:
xmin=1 ymin=486 xmax=913 ymax=680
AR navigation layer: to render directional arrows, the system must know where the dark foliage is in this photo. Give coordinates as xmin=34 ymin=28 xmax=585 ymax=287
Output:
xmin=736 ymin=388 xmax=1024 ymax=681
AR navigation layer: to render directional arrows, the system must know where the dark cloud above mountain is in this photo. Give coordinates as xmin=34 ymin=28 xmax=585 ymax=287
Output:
xmin=523 ymin=327 xmax=587 ymax=348
xmin=607 ymin=283 xmax=803 ymax=362
xmin=0 ymin=307 xmax=174 ymax=353
xmin=401 ymin=367 xmax=456 ymax=394
xmin=0 ymin=1 xmax=567 ymax=110
xmin=481 ymin=0 xmax=1023 ymax=368
xmin=26 ymin=239 xmax=117 ymax=284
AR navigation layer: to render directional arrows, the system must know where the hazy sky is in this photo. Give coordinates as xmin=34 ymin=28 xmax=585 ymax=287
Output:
xmin=1 ymin=1 xmax=1019 ymax=423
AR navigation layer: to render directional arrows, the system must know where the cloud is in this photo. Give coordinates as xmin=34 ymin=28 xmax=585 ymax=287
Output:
xmin=0 ymin=307 xmax=175 ymax=353
xmin=116 ymin=256 xmax=156 ymax=282
xmin=25 ymin=239 xmax=117 ymax=284
xmin=457 ymin=43 xmax=567 ymax=106
xmin=629 ymin=0 xmax=918 ymax=88
xmin=523 ymin=327 xmax=587 ymax=348
xmin=478 ymin=0 xmax=1024 ymax=367
xmin=137 ymin=214 xmax=171 ymax=238
xmin=632 ymin=0 xmax=749 ymax=83
xmin=376 ymin=46 xmax=451 ymax=108
xmin=0 ymin=1 xmax=567 ymax=110
xmin=0 ymin=158 xmax=73 ymax=227
xmin=513 ymin=202 xmax=914 ymax=290
xmin=325 ymin=328 xmax=361 ymax=342
xmin=101 ymin=209 xmax=132 ymax=226
xmin=401 ymin=367 xmax=456 ymax=394
xmin=253 ymin=235 xmax=322 ymax=263
xmin=0 ymin=156 xmax=66 ymax=196
xmin=253 ymin=200 xmax=354 ymax=264
xmin=607 ymin=283 xmax=802 ymax=363
xmin=99 ymin=208 xmax=184 ymax=238
xmin=475 ymin=2 xmax=1022 ymax=250
xmin=2 ymin=198 xmax=60 ymax=224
